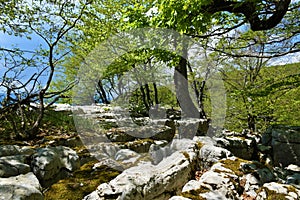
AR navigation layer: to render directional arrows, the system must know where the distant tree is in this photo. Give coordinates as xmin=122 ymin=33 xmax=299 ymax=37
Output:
xmin=0 ymin=0 xmax=91 ymax=139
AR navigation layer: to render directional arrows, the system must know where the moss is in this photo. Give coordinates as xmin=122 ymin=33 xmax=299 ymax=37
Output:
xmin=44 ymin=160 xmax=120 ymax=200
xmin=286 ymin=185 xmax=297 ymax=194
xmin=181 ymin=151 xmax=190 ymax=161
xmin=213 ymin=168 xmax=229 ymax=174
xmin=196 ymin=141 xmax=204 ymax=149
xmin=220 ymin=158 xmax=250 ymax=177
xmin=256 ymin=187 xmax=287 ymax=200
xmin=181 ymin=186 xmax=210 ymax=200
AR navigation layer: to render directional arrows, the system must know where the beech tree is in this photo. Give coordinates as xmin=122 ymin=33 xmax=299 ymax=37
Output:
xmin=56 ymin=0 xmax=295 ymax=123
xmin=121 ymin=0 xmax=293 ymax=118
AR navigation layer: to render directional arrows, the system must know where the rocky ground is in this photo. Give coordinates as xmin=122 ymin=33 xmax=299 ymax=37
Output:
xmin=0 ymin=104 xmax=299 ymax=199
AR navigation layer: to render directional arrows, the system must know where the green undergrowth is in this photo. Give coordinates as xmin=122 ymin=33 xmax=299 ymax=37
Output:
xmin=44 ymin=160 xmax=120 ymax=200
xmin=220 ymin=158 xmax=250 ymax=176
xmin=42 ymin=110 xmax=76 ymax=133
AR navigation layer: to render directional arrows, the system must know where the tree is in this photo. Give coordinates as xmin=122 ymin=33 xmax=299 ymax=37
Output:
xmin=58 ymin=0 xmax=294 ymax=122
xmin=211 ymin=17 xmax=300 ymax=132
xmin=0 ymin=0 xmax=91 ymax=139
xmin=133 ymin=0 xmax=292 ymax=119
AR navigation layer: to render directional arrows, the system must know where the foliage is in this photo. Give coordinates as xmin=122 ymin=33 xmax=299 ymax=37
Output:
xmin=223 ymin=62 xmax=300 ymax=132
xmin=0 ymin=0 xmax=91 ymax=138
xmin=128 ymin=85 xmax=178 ymax=117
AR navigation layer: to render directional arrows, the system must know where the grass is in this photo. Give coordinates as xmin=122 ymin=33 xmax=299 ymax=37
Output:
xmin=42 ymin=109 xmax=76 ymax=133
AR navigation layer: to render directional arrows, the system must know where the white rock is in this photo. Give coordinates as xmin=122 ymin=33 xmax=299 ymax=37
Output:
xmin=169 ymin=196 xmax=191 ymax=200
xmin=84 ymin=141 xmax=199 ymax=200
xmin=199 ymin=190 xmax=227 ymax=200
xmin=0 ymin=172 xmax=43 ymax=200
xmin=115 ymin=149 xmax=140 ymax=164
xmin=31 ymin=146 xmax=80 ymax=187
xmin=199 ymin=144 xmax=232 ymax=164
xmin=182 ymin=180 xmax=202 ymax=193
xmin=263 ymin=182 xmax=288 ymax=194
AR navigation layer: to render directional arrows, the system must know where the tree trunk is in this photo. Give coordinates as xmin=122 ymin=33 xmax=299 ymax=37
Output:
xmin=153 ymin=82 xmax=159 ymax=106
xmin=247 ymin=114 xmax=256 ymax=132
xmin=174 ymin=47 xmax=201 ymax=118
xmin=140 ymin=85 xmax=149 ymax=110
xmin=145 ymin=83 xmax=152 ymax=107
xmin=97 ymin=81 xmax=110 ymax=104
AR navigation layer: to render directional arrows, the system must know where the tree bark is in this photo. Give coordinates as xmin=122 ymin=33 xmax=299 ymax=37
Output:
xmin=174 ymin=43 xmax=201 ymax=118
xmin=205 ymin=0 xmax=291 ymax=31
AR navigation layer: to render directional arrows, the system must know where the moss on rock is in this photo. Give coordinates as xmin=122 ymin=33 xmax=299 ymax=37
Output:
xmin=44 ymin=160 xmax=120 ymax=200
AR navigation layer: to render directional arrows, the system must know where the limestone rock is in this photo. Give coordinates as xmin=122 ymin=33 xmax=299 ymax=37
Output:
xmin=182 ymin=180 xmax=202 ymax=193
xmin=169 ymin=196 xmax=191 ymax=200
xmin=150 ymin=126 xmax=175 ymax=141
xmin=268 ymin=126 xmax=300 ymax=167
xmin=0 ymin=155 xmax=31 ymax=178
xmin=242 ymin=174 xmax=260 ymax=197
xmin=256 ymin=182 xmax=300 ymax=200
xmin=0 ymin=145 xmax=20 ymax=157
xmin=93 ymin=159 xmax=125 ymax=172
xmin=199 ymin=144 xmax=232 ymax=168
xmin=114 ymin=149 xmax=140 ymax=164
xmin=0 ymin=172 xmax=43 ymax=200
xmin=31 ymin=146 xmax=80 ymax=187
xmin=198 ymin=170 xmax=241 ymax=199
xmin=216 ymin=136 xmax=255 ymax=160
xmin=176 ymin=119 xmax=209 ymax=138
xmin=120 ymin=139 xmax=154 ymax=153
xmin=84 ymin=140 xmax=199 ymax=200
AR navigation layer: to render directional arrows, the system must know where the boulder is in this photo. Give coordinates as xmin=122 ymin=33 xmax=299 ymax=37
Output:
xmin=199 ymin=145 xmax=232 ymax=168
xmin=0 ymin=145 xmax=20 ymax=157
xmin=181 ymin=180 xmax=202 ymax=193
xmin=84 ymin=140 xmax=199 ymax=200
xmin=114 ymin=149 xmax=140 ymax=164
xmin=193 ymin=169 xmax=241 ymax=200
xmin=31 ymin=146 xmax=80 ymax=187
xmin=242 ymin=174 xmax=260 ymax=197
xmin=0 ymin=155 xmax=31 ymax=178
xmin=216 ymin=136 xmax=256 ymax=160
xmin=271 ymin=126 xmax=300 ymax=167
xmin=0 ymin=145 xmax=35 ymax=178
xmin=0 ymin=172 xmax=43 ymax=200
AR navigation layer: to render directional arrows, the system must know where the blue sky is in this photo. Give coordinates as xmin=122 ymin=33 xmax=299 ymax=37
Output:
xmin=0 ymin=31 xmax=49 ymax=93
